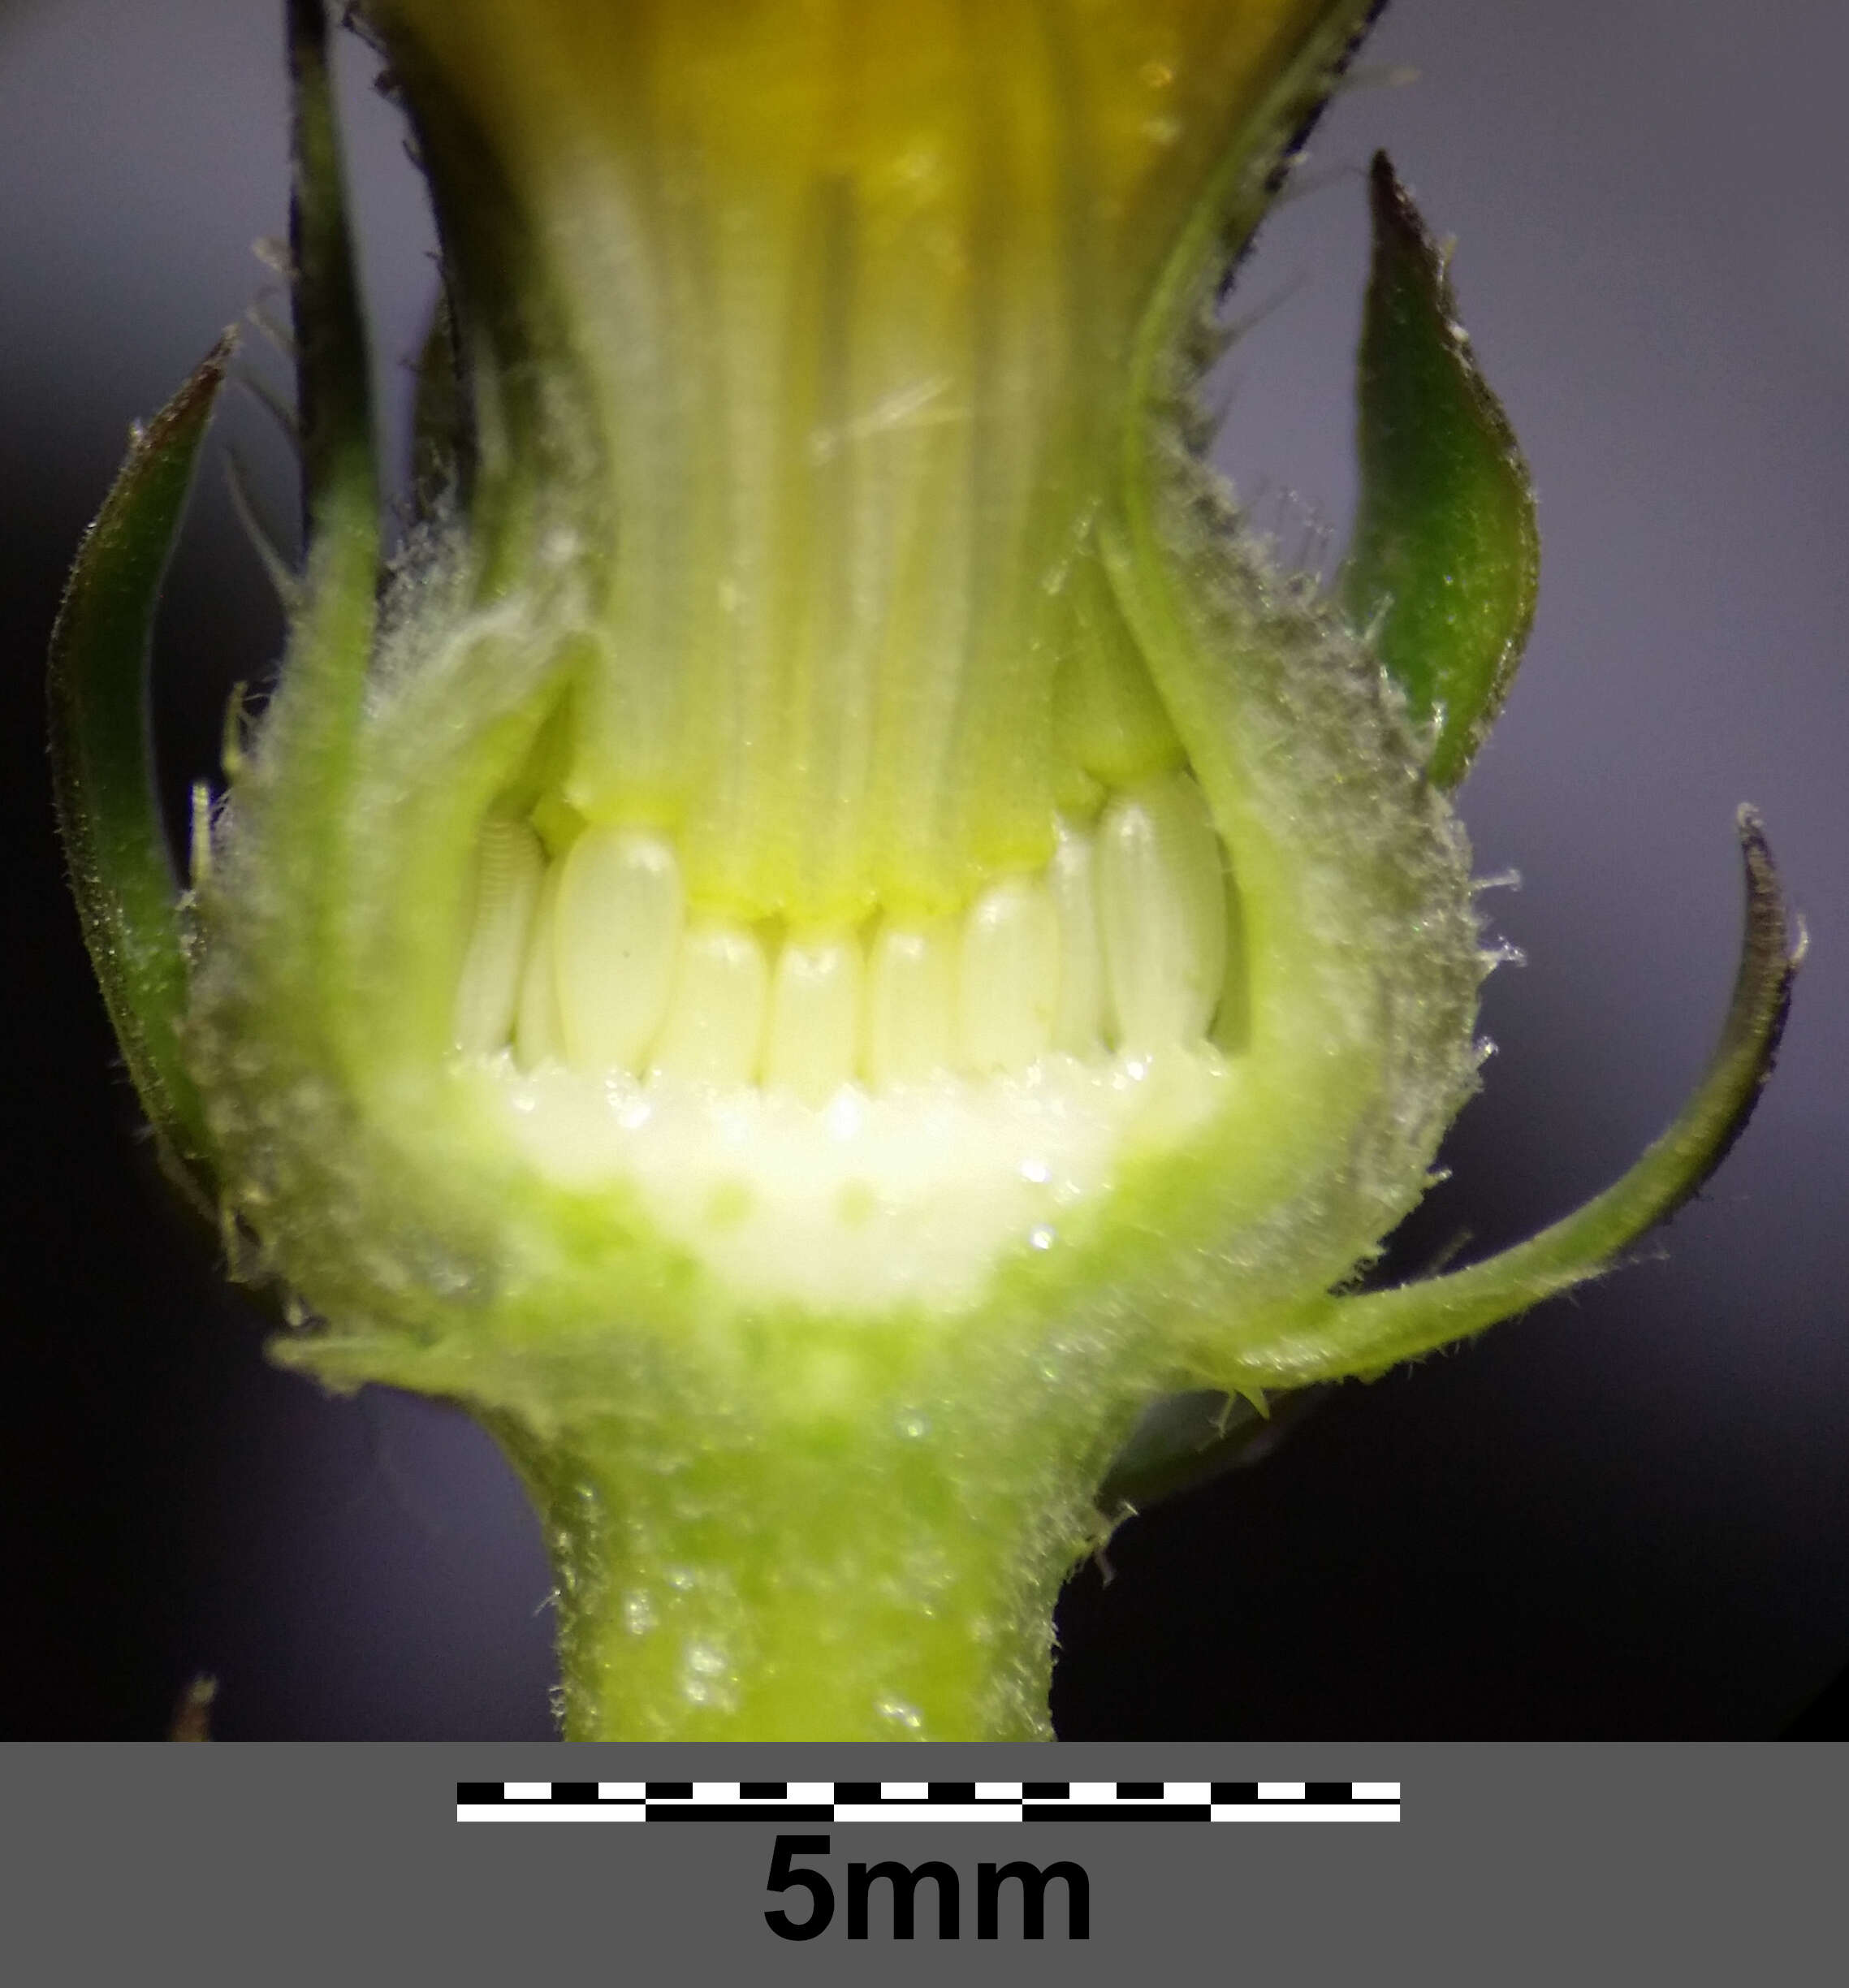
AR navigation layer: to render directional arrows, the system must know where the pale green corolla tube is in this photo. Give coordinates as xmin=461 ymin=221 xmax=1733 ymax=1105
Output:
xmin=50 ymin=0 xmax=1797 ymax=1738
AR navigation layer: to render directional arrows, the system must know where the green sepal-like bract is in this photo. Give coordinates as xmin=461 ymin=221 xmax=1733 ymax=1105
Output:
xmin=49 ymin=335 xmax=234 ymax=1187
xmin=1213 ymin=808 xmax=1800 ymax=1386
xmin=287 ymin=0 xmax=378 ymax=563
xmin=1343 ymin=151 xmax=1540 ymax=789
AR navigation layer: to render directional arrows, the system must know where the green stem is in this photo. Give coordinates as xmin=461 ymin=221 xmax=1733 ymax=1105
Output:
xmin=487 ymin=1396 xmax=1107 ymax=1741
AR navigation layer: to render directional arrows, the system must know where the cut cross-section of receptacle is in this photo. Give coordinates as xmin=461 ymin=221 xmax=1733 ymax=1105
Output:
xmin=451 ymin=768 xmax=1242 ymax=1311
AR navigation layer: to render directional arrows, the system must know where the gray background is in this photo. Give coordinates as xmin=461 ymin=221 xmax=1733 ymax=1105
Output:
xmin=3 ymin=0 xmax=1846 ymax=1740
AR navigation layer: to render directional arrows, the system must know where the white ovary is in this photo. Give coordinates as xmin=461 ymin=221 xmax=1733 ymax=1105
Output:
xmin=459 ymin=771 xmax=1241 ymax=1312
xmin=957 ymin=875 xmax=1061 ymax=1072
xmin=453 ymin=818 xmax=546 ymax=1054
xmin=865 ymin=921 xmax=957 ymax=1089
xmin=554 ymin=825 xmax=685 ymax=1073
xmin=763 ymin=933 xmax=866 ymax=1103
xmin=1095 ymin=770 xmax=1229 ymax=1048
xmin=650 ymin=923 xmax=771 ymax=1085
xmin=1046 ymin=822 xmax=1105 ymax=1056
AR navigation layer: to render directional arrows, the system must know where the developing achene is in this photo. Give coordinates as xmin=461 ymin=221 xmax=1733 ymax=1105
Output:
xmin=458 ymin=770 xmax=1232 ymax=1312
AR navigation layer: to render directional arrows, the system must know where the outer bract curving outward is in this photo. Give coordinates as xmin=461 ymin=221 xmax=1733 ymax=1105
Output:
xmin=50 ymin=0 xmax=1797 ymax=1738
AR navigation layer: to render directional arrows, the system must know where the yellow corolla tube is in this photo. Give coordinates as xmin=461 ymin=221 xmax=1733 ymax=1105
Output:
xmin=50 ymin=0 xmax=1793 ymax=1737
xmin=370 ymin=0 xmax=1389 ymax=915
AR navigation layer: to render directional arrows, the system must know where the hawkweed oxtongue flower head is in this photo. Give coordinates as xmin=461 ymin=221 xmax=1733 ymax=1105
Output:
xmin=50 ymin=0 xmax=1796 ymax=1738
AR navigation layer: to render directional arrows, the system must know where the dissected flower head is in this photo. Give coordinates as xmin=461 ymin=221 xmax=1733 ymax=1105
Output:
xmin=49 ymin=0 xmax=1796 ymax=1738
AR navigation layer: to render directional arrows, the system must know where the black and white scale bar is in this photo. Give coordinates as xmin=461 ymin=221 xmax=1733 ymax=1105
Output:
xmin=456 ymin=1780 xmax=1399 ymax=1823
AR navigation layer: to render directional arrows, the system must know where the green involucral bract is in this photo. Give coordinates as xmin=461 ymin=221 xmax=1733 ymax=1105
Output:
xmin=51 ymin=0 xmax=1797 ymax=1739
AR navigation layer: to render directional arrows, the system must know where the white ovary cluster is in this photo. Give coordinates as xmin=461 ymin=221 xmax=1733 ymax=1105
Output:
xmin=451 ymin=768 xmax=1241 ymax=1313
xmin=457 ymin=767 xmax=1233 ymax=1086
